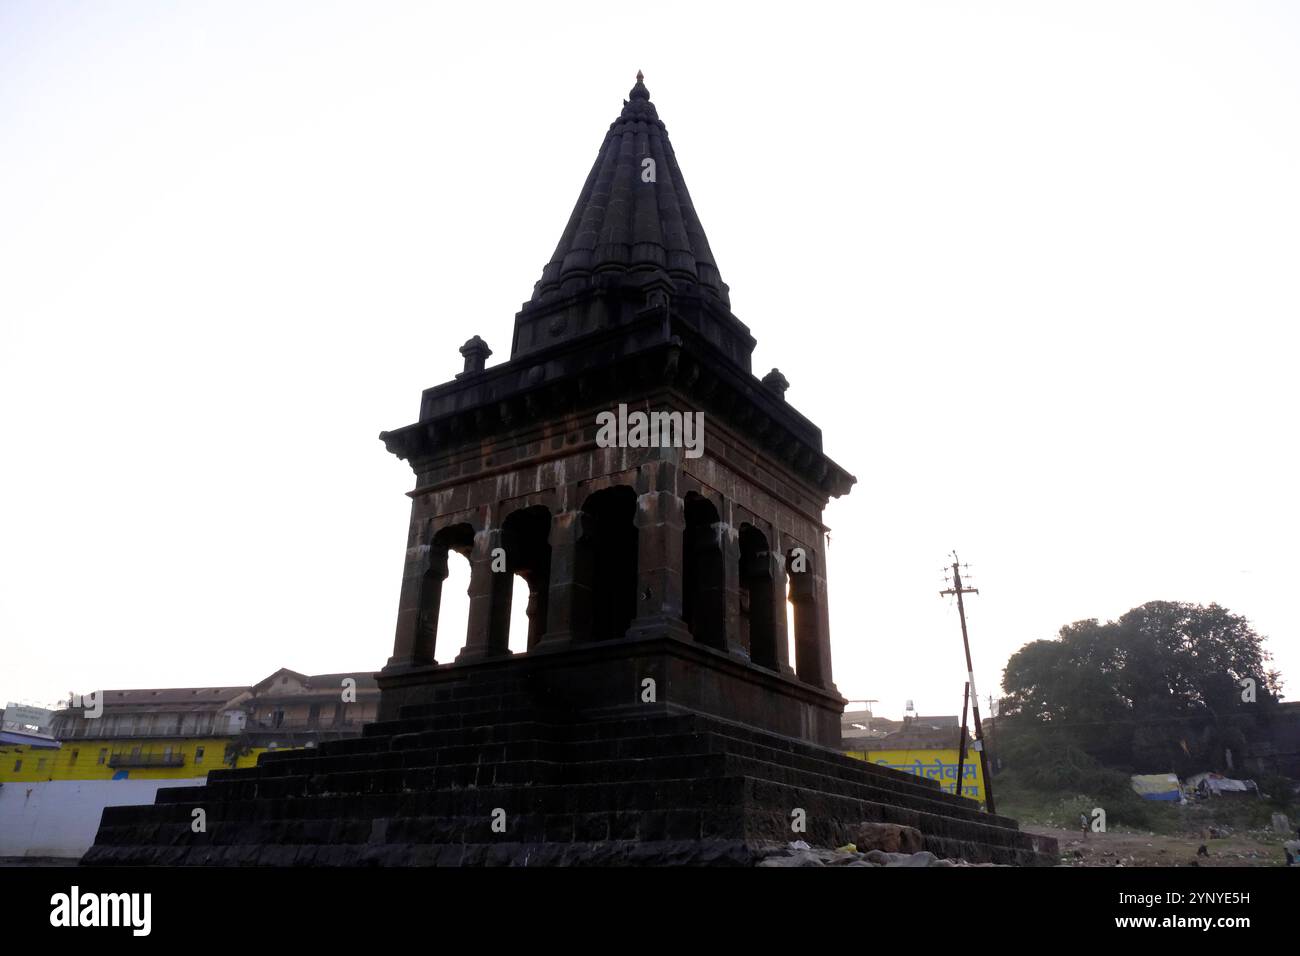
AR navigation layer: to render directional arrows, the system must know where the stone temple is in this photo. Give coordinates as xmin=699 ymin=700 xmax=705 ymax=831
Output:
xmin=85 ymin=74 xmax=1056 ymax=866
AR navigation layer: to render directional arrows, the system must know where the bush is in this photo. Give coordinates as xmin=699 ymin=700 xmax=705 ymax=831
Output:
xmin=1255 ymin=773 xmax=1298 ymax=811
xmin=994 ymin=718 xmax=1177 ymax=831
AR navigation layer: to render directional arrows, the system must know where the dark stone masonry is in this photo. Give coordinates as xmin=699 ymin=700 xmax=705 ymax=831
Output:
xmin=84 ymin=74 xmax=1057 ymax=866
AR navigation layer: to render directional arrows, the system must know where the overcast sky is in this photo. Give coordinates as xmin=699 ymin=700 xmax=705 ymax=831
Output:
xmin=2 ymin=1 xmax=1296 ymax=722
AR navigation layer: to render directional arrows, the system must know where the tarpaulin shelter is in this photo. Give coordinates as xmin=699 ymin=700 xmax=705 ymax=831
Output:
xmin=1185 ymin=772 xmax=1259 ymax=798
xmin=1131 ymin=773 xmax=1183 ymax=802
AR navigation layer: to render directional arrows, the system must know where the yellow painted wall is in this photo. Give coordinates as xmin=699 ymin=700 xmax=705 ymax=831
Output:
xmin=846 ymin=747 xmax=986 ymax=806
xmin=0 ymin=737 xmax=271 ymax=783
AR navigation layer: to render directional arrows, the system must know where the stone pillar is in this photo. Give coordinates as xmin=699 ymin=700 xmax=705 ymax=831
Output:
xmin=768 ymin=550 xmax=795 ymax=676
xmin=689 ymin=521 xmax=728 ymax=650
xmin=789 ymin=559 xmax=835 ymax=690
xmin=521 ymin=550 xmax=551 ymax=651
xmin=810 ymin=564 xmax=837 ymax=692
xmin=537 ymin=511 xmax=590 ymax=650
xmin=413 ymin=552 xmax=449 ymax=664
xmin=456 ymin=528 xmax=511 ymax=663
xmin=627 ymin=489 xmax=690 ymax=641
xmin=719 ymin=523 xmax=746 ymax=658
xmin=788 ymin=565 xmax=819 ymax=687
xmin=386 ymin=521 xmax=438 ymax=670
xmin=525 ymin=581 xmax=545 ymax=650
xmin=743 ymin=548 xmax=786 ymax=670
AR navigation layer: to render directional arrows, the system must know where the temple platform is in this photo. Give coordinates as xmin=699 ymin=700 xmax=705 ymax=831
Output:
xmin=83 ymin=659 xmax=1056 ymax=866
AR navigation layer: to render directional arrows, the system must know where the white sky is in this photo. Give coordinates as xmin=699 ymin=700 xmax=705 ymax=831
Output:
xmin=2 ymin=1 xmax=1297 ymax=722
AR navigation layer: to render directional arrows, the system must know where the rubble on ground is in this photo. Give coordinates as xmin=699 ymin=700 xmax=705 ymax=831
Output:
xmin=755 ymin=841 xmax=1003 ymax=867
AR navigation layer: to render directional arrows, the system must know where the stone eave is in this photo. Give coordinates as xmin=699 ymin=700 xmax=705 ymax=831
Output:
xmin=512 ymin=277 xmax=757 ymax=359
xmin=379 ymin=318 xmax=856 ymax=499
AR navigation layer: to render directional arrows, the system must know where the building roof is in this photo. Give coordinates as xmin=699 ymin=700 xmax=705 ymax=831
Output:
xmin=869 ymin=728 xmax=968 ymax=751
xmin=249 ymin=668 xmax=379 ymax=695
xmin=305 ymin=672 xmax=379 ymax=689
xmin=55 ymin=670 xmax=379 ymax=717
xmin=0 ymin=730 xmax=61 ymax=749
xmin=87 ymin=687 xmax=250 ymax=708
xmin=531 ymin=71 xmax=729 ymax=309
xmin=841 ymin=713 xmax=969 ymax=751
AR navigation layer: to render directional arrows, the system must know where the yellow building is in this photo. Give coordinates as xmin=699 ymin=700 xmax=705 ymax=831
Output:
xmin=0 ymin=669 xmax=379 ymax=785
xmin=847 ymin=747 xmax=986 ymax=806
xmin=842 ymin=713 xmax=988 ymax=808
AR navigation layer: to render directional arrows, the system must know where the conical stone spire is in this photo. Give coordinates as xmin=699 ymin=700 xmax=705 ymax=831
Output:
xmin=530 ymin=72 xmax=729 ymax=308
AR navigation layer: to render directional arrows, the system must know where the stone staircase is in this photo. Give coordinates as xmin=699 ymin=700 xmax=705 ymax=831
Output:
xmin=83 ymin=670 xmax=1057 ymax=866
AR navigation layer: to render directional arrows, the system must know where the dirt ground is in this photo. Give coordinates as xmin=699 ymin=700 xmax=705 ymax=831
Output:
xmin=1023 ymin=823 xmax=1294 ymax=867
xmin=0 ymin=857 xmax=78 ymax=867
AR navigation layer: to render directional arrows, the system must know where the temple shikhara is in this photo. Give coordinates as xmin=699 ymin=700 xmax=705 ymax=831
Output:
xmin=86 ymin=74 xmax=1055 ymax=866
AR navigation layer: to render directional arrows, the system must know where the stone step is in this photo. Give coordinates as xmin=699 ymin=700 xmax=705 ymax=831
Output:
xmin=215 ymin=742 xmax=737 ymax=796
xmin=392 ymin=692 xmax=558 ymax=720
xmin=605 ymin=712 xmax=1023 ymax=826
xmin=360 ymin=707 xmax=945 ymax=799
xmin=705 ymin=732 xmax=1002 ymax=821
xmin=234 ymin=713 xmax=1006 ymax=828
xmin=84 ymin=698 xmax=1059 ymax=865
xmin=265 ymin=729 xmax=717 ymax=777
xmin=128 ymin=756 xmax=1031 ymax=856
xmin=422 ymin=679 xmax=534 ymax=701
xmin=91 ymin=772 xmax=1048 ymax=865
xmin=276 ymin=713 xmax=565 ymax=760
xmin=721 ymin=753 xmax=992 ymax=829
xmin=542 ymin=714 xmax=999 ymax=820
xmin=200 ymin=752 xmax=736 ymax=801
xmin=199 ymin=752 xmax=985 ymax=846
xmin=98 ymin=776 xmax=750 ymax=840
xmin=82 ymin=838 xmax=760 ymax=867
xmin=218 ymin=725 xmax=968 ymax=818
xmin=220 ymin=735 xmax=560 ymax=782
xmin=370 ymin=701 xmax=545 ymax=731
xmin=371 ymin=706 xmax=562 ymax=734
xmin=735 ymin=777 xmax=1047 ymax=861
xmin=94 ymin=805 xmax=739 ymax=850
xmin=364 ymin=706 xmax=571 ymax=738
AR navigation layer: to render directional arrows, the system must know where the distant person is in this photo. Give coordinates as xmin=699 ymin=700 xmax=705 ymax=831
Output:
xmin=1080 ymin=812 xmax=1090 ymax=841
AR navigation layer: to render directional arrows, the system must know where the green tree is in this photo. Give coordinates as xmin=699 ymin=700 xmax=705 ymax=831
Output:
xmin=1000 ymin=601 xmax=1281 ymax=774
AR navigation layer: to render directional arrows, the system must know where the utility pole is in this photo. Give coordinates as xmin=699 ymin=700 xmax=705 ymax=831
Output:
xmin=940 ymin=553 xmax=996 ymax=814
xmin=987 ymin=694 xmax=998 ymax=765
xmin=955 ymin=681 xmax=970 ymax=798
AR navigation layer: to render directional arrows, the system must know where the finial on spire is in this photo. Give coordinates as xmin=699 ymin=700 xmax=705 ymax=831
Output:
xmin=629 ymin=70 xmax=650 ymax=102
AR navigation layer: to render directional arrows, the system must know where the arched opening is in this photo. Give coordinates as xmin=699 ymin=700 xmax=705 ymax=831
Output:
xmin=418 ymin=523 xmax=474 ymax=662
xmin=785 ymin=544 xmax=824 ymax=686
xmin=439 ymin=555 xmax=472 ymax=658
xmin=508 ymin=576 xmax=531 ymax=654
xmin=500 ymin=505 xmax=552 ymax=654
xmin=740 ymin=524 xmax=778 ymax=669
xmin=785 ymin=582 xmax=798 ymax=670
xmin=682 ymin=493 xmax=725 ymax=649
xmin=576 ymin=485 xmax=638 ymax=642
